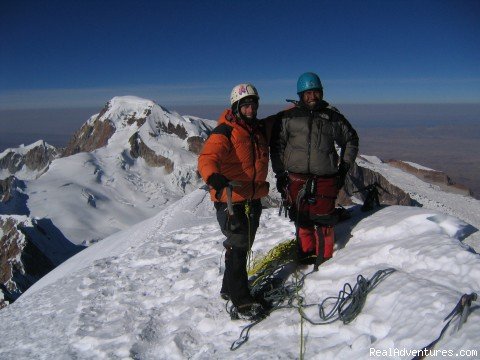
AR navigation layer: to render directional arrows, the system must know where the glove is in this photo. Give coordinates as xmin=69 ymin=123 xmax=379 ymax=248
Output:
xmin=207 ymin=173 xmax=230 ymax=192
xmin=275 ymin=173 xmax=289 ymax=198
xmin=336 ymin=162 xmax=350 ymax=189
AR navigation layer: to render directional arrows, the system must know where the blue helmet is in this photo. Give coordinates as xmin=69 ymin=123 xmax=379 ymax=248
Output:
xmin=297 ymin=72 xmax=323 ymax=94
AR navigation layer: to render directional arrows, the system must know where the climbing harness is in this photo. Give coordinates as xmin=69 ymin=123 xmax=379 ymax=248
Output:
xmin=292 ymin=176 xmax=337 ymax=269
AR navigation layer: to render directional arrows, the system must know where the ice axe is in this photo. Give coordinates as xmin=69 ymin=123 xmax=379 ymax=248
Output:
xmin=225 ymin=181 xmax=241 ymax=216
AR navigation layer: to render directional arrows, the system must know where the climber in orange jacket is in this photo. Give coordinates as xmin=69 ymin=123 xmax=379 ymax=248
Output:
xmin=198 ymin=83 xmax=269 ymax=321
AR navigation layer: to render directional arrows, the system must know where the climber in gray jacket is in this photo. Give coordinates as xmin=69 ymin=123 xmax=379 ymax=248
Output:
xmin=267 ymin=72 xmax=359 ymax=266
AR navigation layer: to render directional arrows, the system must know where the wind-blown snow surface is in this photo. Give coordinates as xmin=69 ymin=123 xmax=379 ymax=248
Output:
xmin=1 ymin=189 xmax=479 ymax=359
xmin=358 ymin=155 xmax=480 ymax=252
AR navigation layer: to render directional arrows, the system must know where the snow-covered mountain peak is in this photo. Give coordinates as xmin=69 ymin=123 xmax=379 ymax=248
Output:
xmin=90 ymin=95 xmax=212 ymax=139
xmin=0 ymin=140 xmax=60 ymax=181
xmin=64 ymin=95 xmax=215 ymax=158
xmin=91 ymin=96 xmax=155 ymax=128
xmin=0 ymin=140 xmax=55 ymax=158
xmin=23 ymin=96 xmax=217 ymax=246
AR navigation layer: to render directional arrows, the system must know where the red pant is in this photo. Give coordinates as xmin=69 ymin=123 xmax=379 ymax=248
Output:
xmin=287 ymin=174 xmax=338 ymax=259
xmin=297 ymin=226 xmax=334 ymax=258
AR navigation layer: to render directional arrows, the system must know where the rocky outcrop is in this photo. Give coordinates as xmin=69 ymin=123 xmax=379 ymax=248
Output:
xmin=187 ymin=136 xmax=205 ymax=155
xmin=0 ymin=216 xmax=84 ymax=308
xmin=387 ymin=160 xmax=472 ymax=196
xmin=337 ymin=162 xmax=414 ymax=207
xmin=128 ymin=133 xmax=174 ymax=173
xmin=0 ymin=176 xmax=16 ymax=203
xmin=0 ymin=216 xmax=54 ymax=308
xmin=158 ymin=121 xmax=188 ymax=140
xmin=126 ymin=109 xmax=149 ymax=127
xmin=0 ymin=141 xmax=59 ymax=176
xmin=0 ymin=176 xmax=29 ymax=216
xmin=63 ymin=118 xmax=116 ymax=156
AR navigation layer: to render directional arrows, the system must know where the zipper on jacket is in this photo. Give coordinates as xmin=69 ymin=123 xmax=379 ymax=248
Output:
xmin=250 ymin=131 xmax=257 ymax=200
xmin=307 ymin=110 xmax=313 ymax=173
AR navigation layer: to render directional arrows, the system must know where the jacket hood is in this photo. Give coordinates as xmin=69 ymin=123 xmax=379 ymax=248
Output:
xmin=217 ymin=109 xmax=257 ymax=129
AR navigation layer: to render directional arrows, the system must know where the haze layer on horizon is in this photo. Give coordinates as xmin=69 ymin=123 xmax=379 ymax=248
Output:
xmin=1 ymin=102 xmax=479 ymax=198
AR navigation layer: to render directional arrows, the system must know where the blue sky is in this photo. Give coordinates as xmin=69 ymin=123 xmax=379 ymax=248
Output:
xmin=1 ymin=0 xmax=479 ymax=110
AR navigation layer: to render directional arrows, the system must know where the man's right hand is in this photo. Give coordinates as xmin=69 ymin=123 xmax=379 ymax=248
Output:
xmin=207 ymin=173 xmax=230 ymax=192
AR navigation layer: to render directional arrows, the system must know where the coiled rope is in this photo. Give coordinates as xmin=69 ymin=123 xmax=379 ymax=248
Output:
xmin=230 ymin=240 xmax=396 ymax=351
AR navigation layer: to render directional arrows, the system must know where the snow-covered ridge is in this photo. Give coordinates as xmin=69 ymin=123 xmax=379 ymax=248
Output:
xmin=1 ymin=191 xmax=478 ymax=359
xmin=0 ymin=140 xmax=59 ymax=181
xmin=357 ymin=156 xmax=480 ymax=250
xmin=0 ymin=140 xmax=55 ymax=157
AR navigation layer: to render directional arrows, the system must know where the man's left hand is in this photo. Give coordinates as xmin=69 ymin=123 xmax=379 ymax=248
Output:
xmin=336 ymin=162 xmax=350 ymax=189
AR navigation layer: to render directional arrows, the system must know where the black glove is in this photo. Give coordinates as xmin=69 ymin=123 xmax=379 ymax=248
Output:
xmin=207 ymin=173 xmax=230 ymax=192
xmin=336 ymin=162 xmax=350 ymax=189
xmin=275 ymin=173 xmax=289 ymax=198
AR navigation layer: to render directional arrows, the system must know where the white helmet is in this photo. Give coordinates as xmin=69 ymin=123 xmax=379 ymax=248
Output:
xmin=230 ymin=83 xmax=259 ymax=105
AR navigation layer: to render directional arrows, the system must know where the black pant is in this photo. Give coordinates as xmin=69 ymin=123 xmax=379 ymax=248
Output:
xmin=215 ymin=199 xmax=262 ymax=307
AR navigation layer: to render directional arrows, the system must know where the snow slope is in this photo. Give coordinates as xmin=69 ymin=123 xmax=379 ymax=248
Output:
xmin=1 ymin=189 xmax=478 ymax=359
xmin=357 ymin=156 xmax=480 ymax=251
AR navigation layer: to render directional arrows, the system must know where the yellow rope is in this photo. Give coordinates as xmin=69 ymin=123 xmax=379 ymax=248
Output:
xmin=245 ymin=237 xmax=306 ymax=358
xmin=247 ymin=239 xmax=297 ymax=276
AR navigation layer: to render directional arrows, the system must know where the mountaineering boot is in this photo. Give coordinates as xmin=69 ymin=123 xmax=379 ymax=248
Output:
xmin=229 ymin=302 xmax=267 ymax=321
xmin=251 ymin=277 xmax=282 ymax=312
xmin=298 ymin=253 xmax=317 ymax=265
xmin=220 ymin=277 xmax=230 ymax=300
xmin=235 ymin=303 xmax=267 ymax=321
xmin=224 ymin=247 xmax=257 ymax=309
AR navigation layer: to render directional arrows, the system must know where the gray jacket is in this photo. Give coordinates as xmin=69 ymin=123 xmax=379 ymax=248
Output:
xmin=268 ymin=100 xmax=359 ymax=176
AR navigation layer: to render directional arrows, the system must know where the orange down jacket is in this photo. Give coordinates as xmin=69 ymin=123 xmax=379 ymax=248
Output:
xmin=198 ymin=109 xmax=270 ymax=203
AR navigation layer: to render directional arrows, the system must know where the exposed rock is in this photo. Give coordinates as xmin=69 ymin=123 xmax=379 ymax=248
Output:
xmin=187 ymin=136 xmax=205 ymax=155
xmin=128 ymin=133 xmax=174 ymax=173
xmin=338 ymin=162 xmax=414 ymax=207
xmin=126 ymin=109 xmax=149 ymax=127
xmin=24 ymin=144 xmax=58 ymax=171
xmin=0 ymin=176 xmax=16 ymax=203
xmin=0 ymin=152 xmax=22 ymax=174
xmin=158 ymin=122 xmax=188 ymax=140
xmin=0 ymin=176 xmax=29 ymax=215
xmin=63 ymin=118 xmax=116 ymax=156
xmin=0 ymin=141 xmax=59 ymax=176
xmin=0 ymin=217 xmax=54 ymax=305
xmin=387 ymin=160 xmax=472 ymax=196
xmin=0 ymin=216 xmax=84 ymax=308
